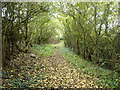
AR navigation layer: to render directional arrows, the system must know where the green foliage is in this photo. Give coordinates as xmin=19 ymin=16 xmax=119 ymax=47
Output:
xmin=60 ymin=2 xmax=119 ymax=71
xmin=32 ymin=44 xmax=56 ymax=57
xmin=60 ymin=46 xmax=119 ymax=88
xmin=2 ymin=2 xmax=53 ymax=66
xmin=2 ymin=2 xmax=120 ymax=88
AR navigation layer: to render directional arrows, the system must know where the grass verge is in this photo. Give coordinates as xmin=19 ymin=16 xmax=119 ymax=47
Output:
xmin=60 ymin=46 xmax=120 ymax=88
xmin=31 ymin=44 xmax=57 ymax=57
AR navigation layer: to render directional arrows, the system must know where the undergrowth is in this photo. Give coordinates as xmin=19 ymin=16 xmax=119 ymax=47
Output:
xmin=2 ymin=44 xmax=57 ymax=88
xmin=60 ymin=46 xmax=120 ymax=88
xmin=2 ymin=53 xmax=47 ymax=88
xmin=31 ymin=44 xmax=56 ymax=57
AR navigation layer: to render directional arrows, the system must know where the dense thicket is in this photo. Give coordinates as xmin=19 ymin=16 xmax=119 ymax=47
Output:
xmin=59 ymin=2 xmax=120 ymax=71
xmin=2 ymin=2 xmax=58 ymax=66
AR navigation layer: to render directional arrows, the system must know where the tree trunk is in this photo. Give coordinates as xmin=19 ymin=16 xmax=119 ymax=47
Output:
xmin=0 ymin=2 xmax=2 ymax=67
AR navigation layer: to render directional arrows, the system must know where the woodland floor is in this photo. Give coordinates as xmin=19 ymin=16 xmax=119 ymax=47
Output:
xmin=2 ymin=44 xmax=119 ymax=88
xmin=41 ymin=46 xmax=99 ymax=88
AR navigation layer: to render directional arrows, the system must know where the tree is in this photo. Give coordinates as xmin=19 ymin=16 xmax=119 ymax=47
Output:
xmin=2 ymin=2 xmax=52 ymax=66
xmin=58 ymin=2 xmax=119 ymax=70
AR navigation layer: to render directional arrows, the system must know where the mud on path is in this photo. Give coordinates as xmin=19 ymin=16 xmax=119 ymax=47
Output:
xmin=41 ymin=46 xmax=99 ymax=88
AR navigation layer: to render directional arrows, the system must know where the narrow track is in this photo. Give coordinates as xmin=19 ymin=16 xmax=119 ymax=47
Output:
xmin=41 ymin=46 xmax=99 ymax=88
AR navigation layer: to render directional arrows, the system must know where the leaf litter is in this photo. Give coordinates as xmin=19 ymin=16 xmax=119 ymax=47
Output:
xmin=2 ymin=46 xmax=102 ymax=88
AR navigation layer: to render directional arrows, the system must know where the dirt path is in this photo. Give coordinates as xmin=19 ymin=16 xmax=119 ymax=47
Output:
xmin=41 ymin=46 xmax=99 ymax=88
